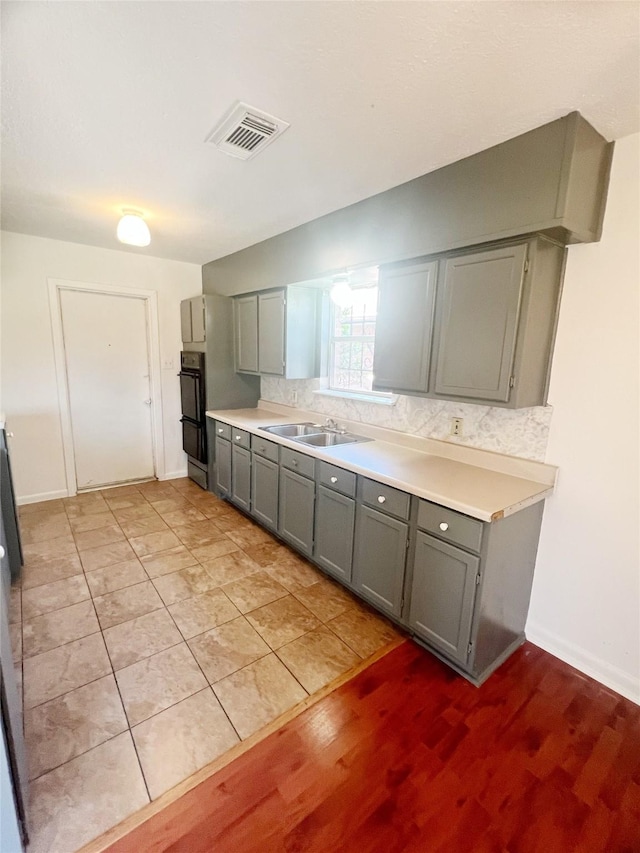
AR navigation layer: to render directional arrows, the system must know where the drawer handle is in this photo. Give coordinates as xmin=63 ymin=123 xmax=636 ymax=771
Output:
xmin=439 ymin=522 xmax=449 ymax=532
xmin=235 ymin=435 xmax=242 ymax=441
xmin=218 ymin=428 xmax=224 ymax=434
xmin=330 ymin=476 xmax=338 ymax=484
xmin=377 ymin=496 xmax=386 ymax=504
xmin=292 ymin=460 xmax=298 ymax=467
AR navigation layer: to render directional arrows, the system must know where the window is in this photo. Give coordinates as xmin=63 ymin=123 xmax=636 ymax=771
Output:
xmin=329 ymin=284 xmax=379 ymax=393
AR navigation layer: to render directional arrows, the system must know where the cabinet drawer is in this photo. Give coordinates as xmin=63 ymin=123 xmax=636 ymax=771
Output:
xmin=251 ymin=435 xmax=279 ymax=463
xmin=417 ymin=500 xmax=483 ymax=554
xmin=318 ymin=462 xmax=356 ymax=498
xmin=361 ymin=478 xmax=410 ymax=521
xmin=230 ymin=428 xmax=250 ymax=450
xmin=214 ymin=421 xmax=231 ymax=441
xmin=280 ymin=447 xmax=315 ymax=480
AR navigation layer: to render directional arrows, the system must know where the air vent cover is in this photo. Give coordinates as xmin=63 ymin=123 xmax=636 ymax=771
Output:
xmin=206 ymin=102 xmax=290 ymax=160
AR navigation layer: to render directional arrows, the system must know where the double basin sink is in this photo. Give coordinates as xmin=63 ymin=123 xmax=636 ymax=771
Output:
xmin=260 ymin=422 xmax=371 ymax=447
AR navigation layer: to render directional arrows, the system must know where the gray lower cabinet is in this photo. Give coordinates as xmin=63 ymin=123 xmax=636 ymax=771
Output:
xmin=278 ymin=467 xmax=315 ymax=557
xmin=231 ymin=444 xmax=251 ymax=511
xmin=352 ymin=505 xmax=408 ymax=617
xmin=408 ymin=532 xmax=479 ymax=666
xmin=313 ymin=485 xmax=355 ymax=582
xmin=251 ymin=453 xmax=279 ymax=530
xmin=215 ymin=436 xmax=231 ymax=495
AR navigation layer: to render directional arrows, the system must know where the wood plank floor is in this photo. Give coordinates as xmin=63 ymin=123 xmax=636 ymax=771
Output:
xmin=100 ymin=640 xmax=640 ymax=853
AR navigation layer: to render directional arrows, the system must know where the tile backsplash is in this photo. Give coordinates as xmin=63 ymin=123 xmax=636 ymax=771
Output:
xmin=260 ymin=377 xmax=552 ymax=462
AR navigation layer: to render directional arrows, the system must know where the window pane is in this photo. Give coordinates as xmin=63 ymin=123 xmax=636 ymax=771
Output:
xmin=329 ymin=283 xmax=378 ymax=393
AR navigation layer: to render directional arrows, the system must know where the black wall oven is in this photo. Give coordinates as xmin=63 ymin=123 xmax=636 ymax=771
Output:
xmin=179 ymin=351 xmax=208 ymax=488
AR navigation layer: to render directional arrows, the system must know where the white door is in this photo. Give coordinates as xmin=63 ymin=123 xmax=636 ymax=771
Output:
xmin=60 ymin=289 xmax=156 ymax=489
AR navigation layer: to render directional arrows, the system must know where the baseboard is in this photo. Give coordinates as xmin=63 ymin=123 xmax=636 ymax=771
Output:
xmin=526 ymin=620 xmax=640 ymax=705
xmin=16 ymin=489 xmax=69 ymax=506
xmin=160 ymin=470 xmax=188 ymax=481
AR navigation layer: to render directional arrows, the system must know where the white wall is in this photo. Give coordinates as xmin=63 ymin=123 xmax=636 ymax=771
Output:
xmin=527 ymin=133 xmax=640 ymax=703
xmin=0 ymin=232 xmax=202 ymax=501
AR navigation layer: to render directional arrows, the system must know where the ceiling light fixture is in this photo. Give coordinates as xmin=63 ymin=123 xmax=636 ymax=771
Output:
xmin=116 ymin=209 xmax=151 ymax=247
xmin=330 ymin=273 xmax=352 ymax=307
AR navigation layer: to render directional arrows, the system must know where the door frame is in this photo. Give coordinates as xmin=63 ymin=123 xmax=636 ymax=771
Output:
xmin=48 ymin=278 xmax=165 ymax=495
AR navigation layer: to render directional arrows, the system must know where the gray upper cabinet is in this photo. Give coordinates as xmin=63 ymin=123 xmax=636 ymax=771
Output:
xmin=234 ymin=295 xmax=259 ymax=372
xmin=373 ymin=260 xmax=437 ymax=393
xmin=433 ymin=243 xmax=527 ymax=403
xmin=180 ymin=296 xmax=206 ymax=344
xmin=234 ymin=286 xmax=319 ymax=379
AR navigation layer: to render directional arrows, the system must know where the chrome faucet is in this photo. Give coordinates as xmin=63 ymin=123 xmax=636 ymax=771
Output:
xmin=324 ymin=418 xmax=339 ymax=431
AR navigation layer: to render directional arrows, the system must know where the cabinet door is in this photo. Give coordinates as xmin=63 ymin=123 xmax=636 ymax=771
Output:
xmin=231 ymin=444 xmax=251 ymax=512
xmin=251 ymin=453 xmax=278 ymax=530
xmin=190 ymin=296 xmax=206 ymax=343
xmin=235 ymin=295 xmax=259 ymax=372
xmin=433 ymin=244 xmax=527 ymax=402
xmin=373 ymin=261 xmax=437 ymax=393
xmin=314 ymin=486 xmax=355 ymax=583
xmin=408 ymin=532 xmax=479 ymax=666
xmin=215 ymin=437 xmax=231 ymax=495
xmin=180 ymin=299 xmax=192 ymax=344
xmin=258 ymin=290 xmax=285 ymax=375
xmin=352 ymin=505 xmax=407 ymax=617
xmin=278 ymin=468 xmax=315 ymax=557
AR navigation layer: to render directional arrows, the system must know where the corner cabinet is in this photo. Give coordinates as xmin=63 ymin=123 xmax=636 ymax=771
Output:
xmin=181 ymin=296 xmax=206 ymax=344
xmin=373 ymin=235 xmax=565 ymax=408
xmin=234 ymin=286 xmax=320 ymax=379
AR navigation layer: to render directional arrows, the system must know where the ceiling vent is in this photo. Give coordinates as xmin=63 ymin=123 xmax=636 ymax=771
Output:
xmin=206 ymin=102 xmax=290 ymax=161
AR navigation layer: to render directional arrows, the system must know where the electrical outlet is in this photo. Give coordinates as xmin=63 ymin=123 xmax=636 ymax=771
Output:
xmin=162 ymin=358 xmax=175 ymax=370
xmin=450 ymin=417 xmax=463 ymax=436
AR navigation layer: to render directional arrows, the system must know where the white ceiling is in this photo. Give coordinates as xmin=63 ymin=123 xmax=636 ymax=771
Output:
xmin=1 ymin=1 xmax=639 ymax=266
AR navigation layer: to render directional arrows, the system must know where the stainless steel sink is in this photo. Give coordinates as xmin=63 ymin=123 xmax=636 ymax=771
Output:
xmin=295 ymin=431 xmax=370 ymax=447
xmin=261 ymin=423 xmax=322 ymax=437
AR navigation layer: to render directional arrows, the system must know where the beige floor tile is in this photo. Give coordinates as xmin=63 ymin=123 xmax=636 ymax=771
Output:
xmin=19 ymin=498 xmax=65 ymax=517
xmin=115 ymin=643 xmax=207 ymax=726
xmin=201 ymin=551 xmax=261 ymax=586
xmin=276 ymin=625 xmax=360 ymax=693
xmin=152 ymin=565 xmax=219 ymax=606
xmin=79 ymin=540 xmax=137 ymax=572
xmin=189 ymin=616 xmax=271 ymax=684
xmin=10 ymin=621 xmax=21 ymax=662
xmin=113 ymin=503 xmax=158 ymax=522
xmin=24 ymin=674 xmax=128 ymax=779
xmin=190 ymin=538 xmax=241 ymax=563
xmin=265 ymin=558 xmax=324 ymax=593
xmin=160 ymin=507 xmax=207 ymax=528
xmin=100 ymin=484 xmax=143 ymax=498
xmin=23 ymin=535 xmax=77 ymax=566
xmin=93 ymin=580 xmax=163 ymax=629
xmin=85 ymin=558 xmax=148 ymax=597
xmin=211 ymin=511 xmax=255 ymax=533
xmin=292 ymin=578 xmax=358 ymax=623
xmin=22 ymin=599 xmax=99 ymax=658
xmin=129 ymin=529 xmax=181 ymax=557
xmin=132 ymin=688 xmax=239 ymax=800
xmin=9 ymin=584 xmax=21 ymax=624
xmin=241 ymin=541 xmax=294 ymax=568
xmin=68 ymin=511 xmax=118 ymax=533
xmin=64 ymin=497 xmax=109 ymax=518
xmin=27 ymin=732 xmax=148 ymax=853
xmin=222 ymin=570 xmax=288 ymax=614
xmin=140 ymin=545 xmax=198 ymax=578
xmin=22 ymin=574 xmax=90 ymax=620
xmin=136 ymin=482 xmax=178 ymax=500
xmin=246 ymin=595 xmax=320 ymax=649
xmin=213 ymin=653 xmax=307 ymax=739
xmin=172 ymin=519 xmax=228 ymax=550
xmin=147 ymin=496 xmax=194 ymax=514
xmin=73 ymin=523 xmax=125 ymax=552
xmin=23 ymin=633 xmax=112 ymax=709
xmin=105 ymin=494 xmax=150 ymax=511
xmin=20 ymin=515 xmax=71 ymax=545
xmin=168 ymin=589 xmax=240 ymax=639
xmin=226 ymin=525 xmax=275 ymax=550
xmin=326 ymin=607 xmax=400 ymax=659
xmin=21 ymin=553 xmax=83 ymax=590
xmin=118 ymin=514 xmax=168 ymax=539
xmin=104 ymin=608 xmax=182 ymax=670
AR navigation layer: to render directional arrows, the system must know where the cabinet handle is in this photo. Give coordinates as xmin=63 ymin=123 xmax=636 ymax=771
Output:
xmin=6 ymin=432 xmax=14 ymax=438
xmin=218 ymin=428 xmax=224 ymax=434
xmin=377 ymin=496 xmax=386 ymax=504
xmin=291 ymin=459 xmax=298 ymax=467
xmin=330 ymin=476 xmax=338 ymax=484
xmin=439 ymin=522 xmax=449 ymax=531
xmin=235 ymin=435 xmax=242 ymax=441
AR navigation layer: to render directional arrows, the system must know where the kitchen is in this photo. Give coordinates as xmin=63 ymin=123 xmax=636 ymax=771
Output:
xmin=1 ymin=2 xmax=639 ymax=851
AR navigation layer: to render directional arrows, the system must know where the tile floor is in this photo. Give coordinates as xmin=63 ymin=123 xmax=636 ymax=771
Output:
xmin=10 ymin=477 xmax=401 ymax=853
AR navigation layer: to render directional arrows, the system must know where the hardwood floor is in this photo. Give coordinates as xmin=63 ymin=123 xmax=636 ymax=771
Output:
xmin=97 ymin=640 xmax=640 ymax=853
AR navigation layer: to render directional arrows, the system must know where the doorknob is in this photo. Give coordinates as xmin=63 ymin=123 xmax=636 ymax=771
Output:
xmin=144 ymin=399 xmax=152 ymax=406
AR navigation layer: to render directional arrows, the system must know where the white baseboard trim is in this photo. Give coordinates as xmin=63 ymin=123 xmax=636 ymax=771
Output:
xmin=16 ymin=489 xmax=69 ymax=506
xmin=160 ymin=470 xmax=188 ymax=481
xmin=526 ymin=620 xmax=640 ymax=705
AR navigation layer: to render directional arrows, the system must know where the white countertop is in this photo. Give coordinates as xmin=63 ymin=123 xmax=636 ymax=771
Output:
xmin=206 ymin=404 xmax=557 ymax=522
